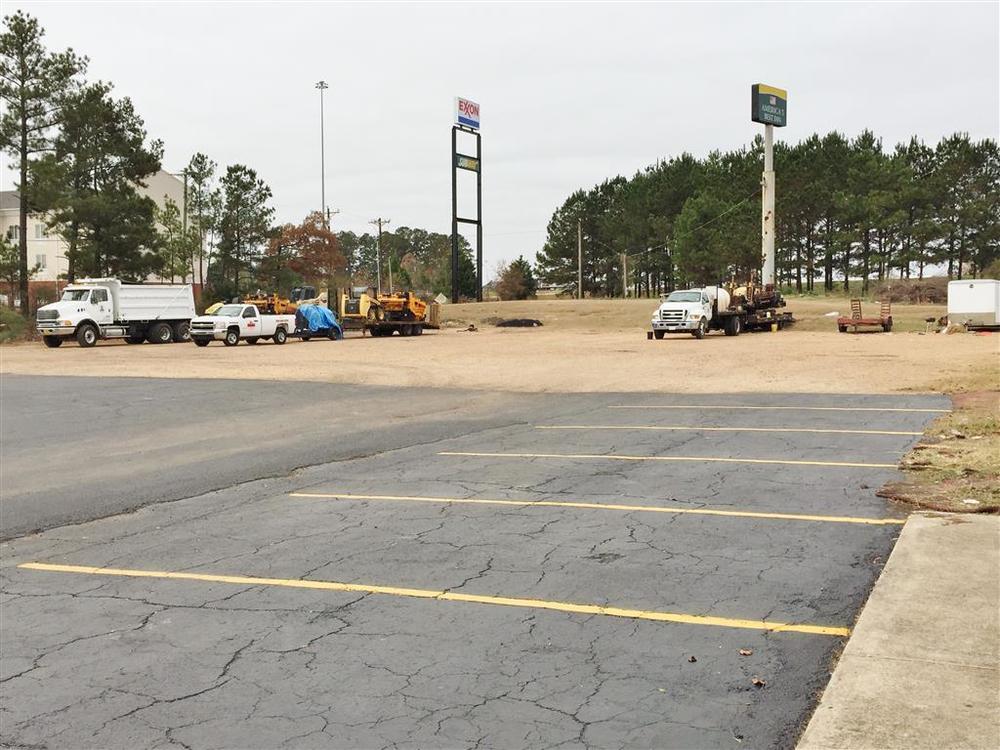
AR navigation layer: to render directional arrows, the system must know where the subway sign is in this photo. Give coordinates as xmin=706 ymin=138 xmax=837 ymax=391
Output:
xmin=751 ymin=84 xmax=787 ymax=127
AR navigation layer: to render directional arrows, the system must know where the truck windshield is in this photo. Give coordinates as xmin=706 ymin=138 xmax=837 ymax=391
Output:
xmin=214 ymin=305 xmax=245 ymax=316
xmin=665 ymin=291 xmax=702 ymax=303
xmin=61 ymin=289 xmax=91 ymax=302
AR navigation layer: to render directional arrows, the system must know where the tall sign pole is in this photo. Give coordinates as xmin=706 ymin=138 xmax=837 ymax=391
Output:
xmin=316 ymin=81 xmax=329 ymax=227
xmin=451 ymin=97 xmax=482 ymax=303
xmin=751 ymin=84 xmax=787 ymax=287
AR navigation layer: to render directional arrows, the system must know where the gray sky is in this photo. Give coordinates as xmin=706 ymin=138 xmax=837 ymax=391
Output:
xmin=5 ymin=1 xmax=999 ymax=277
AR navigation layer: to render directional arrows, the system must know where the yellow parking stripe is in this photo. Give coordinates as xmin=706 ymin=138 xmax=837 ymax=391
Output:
xmin=290 ymin=491 xmax=906 ymax=526
xmin=536 ymin=425 xmax=922 ymax=436
xmin=438 ymin=451 xmax=897 ymax=469
xmin=609 ymin=404 xmax=948 ymax=414
xmin=17 ymin=562 xmax=850 ymax=636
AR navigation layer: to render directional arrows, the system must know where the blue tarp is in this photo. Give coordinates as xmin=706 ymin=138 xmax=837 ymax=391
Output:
xmin=296 ymin=304 xmax=343 ymax=339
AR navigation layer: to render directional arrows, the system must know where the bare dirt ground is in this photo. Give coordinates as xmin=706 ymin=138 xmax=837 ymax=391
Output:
xmin=2 ymin=298 xmax=995 ymax=394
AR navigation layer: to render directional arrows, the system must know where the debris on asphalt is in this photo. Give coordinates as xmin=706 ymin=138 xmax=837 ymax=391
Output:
xmin=751 ymin=677 xmax=767 ymax=688
xmin=688 ymin=655 xmax=698 ymax=663
xmin=739 ymin=649 xmax=753 ymax=656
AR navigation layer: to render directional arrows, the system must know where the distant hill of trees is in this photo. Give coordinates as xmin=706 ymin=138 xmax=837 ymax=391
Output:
xmin=536 ymin=131 xmax=999 ymax=296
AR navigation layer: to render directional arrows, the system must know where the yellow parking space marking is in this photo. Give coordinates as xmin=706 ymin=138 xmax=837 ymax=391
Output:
xmin=609 ymin=404 xmax=949 ymax=414
xmin=536 ymin=425 xmax=922 ymax=436
xmin=290 ymin=491 xmax=906 ymax=526
xmin=438 ymin=451 xmax=898 ymax=469
xmin=17 ymin=562 xmax=851 ymax=636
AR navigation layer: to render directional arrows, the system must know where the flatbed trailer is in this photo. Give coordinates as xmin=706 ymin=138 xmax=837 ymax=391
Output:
xmin=837 ymin=300 xmax=892 ymax=333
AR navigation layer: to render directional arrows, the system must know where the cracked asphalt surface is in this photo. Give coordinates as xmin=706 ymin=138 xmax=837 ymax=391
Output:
xmin=0 ymin=376 xmax=948 ymax=749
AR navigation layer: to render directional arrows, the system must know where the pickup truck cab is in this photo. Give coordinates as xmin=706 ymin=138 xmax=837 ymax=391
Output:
xmin=189 ymin=304 xmax=296 ymax=346
xmin=651 ymin=288 xmax=718 ymax=339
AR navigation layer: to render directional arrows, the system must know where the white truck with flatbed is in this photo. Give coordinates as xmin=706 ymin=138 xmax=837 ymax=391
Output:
xmin=189 ymin=303 xmax=297 ymax=346
xmin=35 ymin=278 xmax=195 ymax=348
xmin=650 ymin=283 xmax=793 ymax=339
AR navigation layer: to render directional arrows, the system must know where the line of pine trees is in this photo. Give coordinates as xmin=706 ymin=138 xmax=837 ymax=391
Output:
xmin=536 ymin=131 xmax=999 ymax=297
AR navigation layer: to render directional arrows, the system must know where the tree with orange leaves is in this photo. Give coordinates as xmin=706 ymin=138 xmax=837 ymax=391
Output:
xmin=261 ymin=211 xmax=346 ymax=293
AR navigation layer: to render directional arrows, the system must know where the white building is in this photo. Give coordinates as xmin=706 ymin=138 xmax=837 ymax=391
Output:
xmin=0 ymin=170 xmax=187 ymax=285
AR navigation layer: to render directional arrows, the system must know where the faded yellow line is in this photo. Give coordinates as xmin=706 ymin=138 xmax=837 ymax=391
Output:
xmin=17 ymin=562 xmax=850 ymax=636
xmin=439 ymin=451 xmax=898 ymax=469
xmin=609 ymin=404 xmax=948 ymax=414
xmin=290 ymin=491 xmax=906 ymax=526
xmin=537 ymin=425 xmax=922 ymax=436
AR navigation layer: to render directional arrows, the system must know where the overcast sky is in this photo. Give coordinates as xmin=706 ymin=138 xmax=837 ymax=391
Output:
xmin=4 ymin=1 xmax=999 ymax=277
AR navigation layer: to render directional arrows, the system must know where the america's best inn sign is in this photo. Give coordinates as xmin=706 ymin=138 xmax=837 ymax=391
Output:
xmin=751 ymin=84 xmax=787 ymax=127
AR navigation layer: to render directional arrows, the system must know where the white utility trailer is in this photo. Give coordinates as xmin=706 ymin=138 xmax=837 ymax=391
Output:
xmin=948 ymin=279 xmax=1000 ymax=330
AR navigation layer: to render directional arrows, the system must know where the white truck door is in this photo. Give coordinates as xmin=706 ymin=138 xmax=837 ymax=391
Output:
xmin=90 ymin=288 xmax=113 ymax=326
xmin=241 ymin=306 xmax=259 ymax=337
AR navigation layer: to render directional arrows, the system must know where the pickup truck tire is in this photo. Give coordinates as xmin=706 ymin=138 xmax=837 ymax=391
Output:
xmin=76 ymin=323 xmax=98 ymax=348
xmin=223 ymin=328 xmax=240 ymax=346
xmin=172 ymin=321 xmax=191 ymax=342
xmin=692 ymin=318 xmax=707 ymax=340
xmin=724 ymin=316 xmax=742 ymax=336
xmin=245 ymin=337 xmax=260 ymax=345
xmin=147 ymin=322 xmax=173 ymax=344
xmin=653 ymin=330 xmax=665 ymax=340
xmin=194 ymin=339 xmax=210 ymax=347
xmin=273 ymin=328 xmax=287 ymax=345
xmin=43 ymin=336 xmax=63 ymax=348
xmin=301 ymin=333 xmax=311 ymax=341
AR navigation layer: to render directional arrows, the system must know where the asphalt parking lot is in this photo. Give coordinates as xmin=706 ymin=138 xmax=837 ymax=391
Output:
xmin=0 ymin=378 xmax=949 ymax=749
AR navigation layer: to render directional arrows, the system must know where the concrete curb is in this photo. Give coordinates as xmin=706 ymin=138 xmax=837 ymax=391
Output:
xmin=798 ymin=511 xmax=1000 ymax=750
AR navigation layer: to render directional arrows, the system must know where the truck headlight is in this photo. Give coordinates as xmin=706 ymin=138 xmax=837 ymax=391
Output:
xmin=62 ymin=320 xmax=73 ymax=326
xmin=688 ymin=312 xmax=702 ymax=319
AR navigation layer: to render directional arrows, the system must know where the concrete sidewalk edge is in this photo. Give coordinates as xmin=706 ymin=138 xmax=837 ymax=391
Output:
xmin=797 ymin=511 xmax=1000 ymax=750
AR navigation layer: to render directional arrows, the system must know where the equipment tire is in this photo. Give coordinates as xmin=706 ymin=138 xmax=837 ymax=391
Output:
xmin=172 ymin=321 xmax=191 ymax=342
xmin=223 ymin=328 xmax=240 ymax=346
xmin=76 ymin=323 xmax=98 ymax=348
xmin=838 ymin=324 xmax=848 ymax=333
xmin=246 ymin=336 xmax=259 ymax=345
xmin=194 ymin=339 xmax=209 ymax=347
xmin=653 ymin=330 xmax=665 ymax=340
xmin=724 ymin=316 xmax=742 ymax=336
xmin=692 ymin=318 xmax=707 ymax=339
xmin=43 ymin=336 xmax=63 ymax=348
xmin=147 ymin=322 xmax=173 ymax=344
xmin=882 ymin=318 xmax=893 ymax=332
xmin=273 ymin=328 xmax=287 ymax=345
xmin=327 ymin=327 xmax=339 ymax=340
xmin=400 ymin=325 xmax=411 ymax=337
xmin=413 ymin=325 xmax=423 ymax=336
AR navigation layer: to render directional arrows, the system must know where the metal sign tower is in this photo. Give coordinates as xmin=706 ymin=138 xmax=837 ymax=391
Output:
xmin=451 ymin=97 xmax=482 ymax=303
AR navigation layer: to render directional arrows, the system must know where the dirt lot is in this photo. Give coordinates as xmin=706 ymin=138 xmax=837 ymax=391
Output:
xmin=2 ymin=298 xmax=995 ymax=394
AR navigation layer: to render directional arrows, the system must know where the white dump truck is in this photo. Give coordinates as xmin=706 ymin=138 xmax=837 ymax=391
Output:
xmin=36 ymin=278 xmax=196 ymax=348
xmin=650 ymin=283 xmax=793 ymax=339
xmin=947 ymin=279 xmax=1000 ymax=330
xmin=189 ymin=303 xmax=297 ymax=346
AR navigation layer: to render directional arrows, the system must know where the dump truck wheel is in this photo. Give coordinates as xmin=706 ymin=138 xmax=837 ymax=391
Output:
xmin=172 ymin=321 xmax=191 ymax=342
xmin=76 ymin=323 xmax=98 ymax=348
xmin=43 ymin=336 xmax=63 ymax=348
xmin=147 ymin=322 xmax=173 ymax=344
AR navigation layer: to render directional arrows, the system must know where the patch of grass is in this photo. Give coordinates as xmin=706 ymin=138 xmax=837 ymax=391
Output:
xmin=879 ymin=391 xmax=1000 ymax=513
xmin=0 ymin=307 xmax=30 ymax=343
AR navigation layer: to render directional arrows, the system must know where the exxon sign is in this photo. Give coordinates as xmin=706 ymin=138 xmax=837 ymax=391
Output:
xmin=455 ymin=98 xmax=480 ymax=130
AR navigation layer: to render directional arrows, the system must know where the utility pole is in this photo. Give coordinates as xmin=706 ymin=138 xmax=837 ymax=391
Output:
xmin=316 ymin=81 xmax=329 ymax=227
xmin=577 ymin=218 xmax=583 ymax=300
xmin=621 ymin=252 xmax=628 ymax=298
xmin=370 ymin=217 xmax=390 ymax=295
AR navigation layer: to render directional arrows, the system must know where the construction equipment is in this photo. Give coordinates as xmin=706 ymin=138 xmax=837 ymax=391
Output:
xmin=837 ymin=300 xmax=892 ymax=333
xmin=335 ymin=286 xmax=439 ymax=337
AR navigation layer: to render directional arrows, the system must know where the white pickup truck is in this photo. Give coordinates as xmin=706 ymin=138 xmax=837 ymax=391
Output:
xmin=189 ymin=304 xmax=296 ymax=346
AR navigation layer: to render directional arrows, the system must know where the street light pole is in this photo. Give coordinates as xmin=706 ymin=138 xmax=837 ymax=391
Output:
xmin=316 ymin=81 xmax=329 ymax=227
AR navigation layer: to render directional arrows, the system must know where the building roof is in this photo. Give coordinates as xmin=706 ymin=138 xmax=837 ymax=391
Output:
xmin=0 ymin=191 xmax=19 ymax=211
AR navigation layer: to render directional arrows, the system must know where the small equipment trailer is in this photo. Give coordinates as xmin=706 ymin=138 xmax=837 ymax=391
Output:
xmin=838 ymin=299 xmax=893 ymax=333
